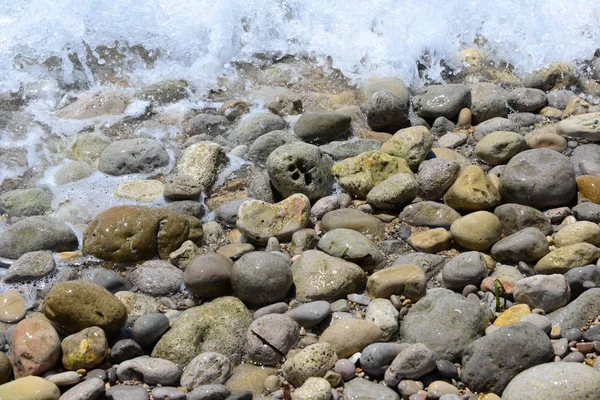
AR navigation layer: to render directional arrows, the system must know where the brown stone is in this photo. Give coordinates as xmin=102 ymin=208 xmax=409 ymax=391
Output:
xmin=319 ymin=319 xmax=381 ymax=358
xmin=365 ymin=264 xmax=427 ymax=301
xmin=576 ymin=175 xmax=600 ymax=204
xmin=0 ymin=290 xmax=27 ymax=323
xmin=83 ymin=205 xmax=203 ymax=262
xmin=10 ymin=318 xmax=60 ymax=378
xmin=407 ymin=228 xmax=452 ymax=253
xmin=493 ymin=304 xmax=531 ymax=327
xmin=527 ymin=132 xmax=567 ymax=152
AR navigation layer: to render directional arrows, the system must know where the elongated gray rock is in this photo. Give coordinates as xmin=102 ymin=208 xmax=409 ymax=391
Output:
xmin=490 ymin=227 xmax=549 ymax=263
xmin=0 ymin=217 xmax=78 ymax=259
xmin=547 ymin=288 xmax=600 ymax=330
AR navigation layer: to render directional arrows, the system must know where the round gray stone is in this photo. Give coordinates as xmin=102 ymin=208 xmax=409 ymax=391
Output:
xmin=514 ymin=274 xmax=571 ymax=313
xmin=384 ymin=343 xmax=437 ymax=387
xmin=231 ymin=252 xmax=293 ymax=308
xmin=416 ymin=84 xmax=471 ymax=121
xmin=442 ymin=251 xmax=488 ymax=292
xmin=247 ymin=130 xmax=298 ymax=164
xmin=246 ymin=314 xmax=299 ymax=365
xmin=181 ymin=352 xmax=232 ymax=390
xmin=132 ymin=313 xmax=170 ymax=347
xmin=343 ymin=378 xmax=400 ymax=400
xmin=364 ymin=90 xmax=409 ymax=132
xmin=399 ymin=201 xmax=461 ymax=229
xmin=227 ymin=113 xmax=286 ymax=146
xmin=184 ymin=253 xmax=233 ymax=299
xmin=2 ymin=251 xmax=55 ymax=283
xmin=507 ymin=88 xmax=547 ymax=113
xmin=490 ymin=227 xmax=549 ymax=263
xmin=317 ymin=228 xmax=385 ymax=272
xmin=130 ymin=260 xmax=183 ymax=295
xmin=416 ymin=158 xmax=460 ymax=200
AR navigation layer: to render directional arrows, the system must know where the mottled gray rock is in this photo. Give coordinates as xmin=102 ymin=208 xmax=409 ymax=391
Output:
xmin=462 ymin=322 xmax=553 ymax=395
xmin=365 ymin=299 xmax=399 ymax=341
xmin=247 ymin=170 xmax=274 ymax=203
xmin=416 ymin=159 xmax=460 ymax=200
xmin=507 ymin=88 xmax=547 ymax=113
xmin=228 ymin=113 xmax=286 ymax=146
xmin=320 ymin=139 xmax=381 ymax=161
xmin=163 ymin=174 xmax=202 ymax=201
xmin=266 ymin=142 xmax=333 ymax=201
xmin=136 ymin=79 xmax=188 ymax=104
xmin=231 ymin=252 xmax=293 ymax=307
xmin=500 ymin=149 xmax=576 ymax=208
xmin=98 ymin=138 xmax=169 ymax=175
xmin=494 ymin=203 xmax=553 ymax=236
xmin=294 ymin=112 xmax=351 ymax=143
xmin=152 ymin=387 xmax=187 ymax=400
xmin=246 ymin=314 xmax=299 ymax=365
xmin=416 ymin=84 xmax=471 ymax=121
xmin=181 ymin=352 xmax=232 ymax=390
xmin=2 ymin=251 xmax=55 ymax=283
xmin=470 ymin=83 xmax=508 ymax=124
xmin=514 ymin=274 xmax=571 ymax=313
xmin=400 ymin=289 xmax=489 ymax=361
xmin=116 ymin=356 xmax=180 ymax=385
xmin=490 ymin=227 xmax=549 ymax=263
xmin=247 ymin=131 xmax=298 ymax=164
xmin=501 ymin=363 xmax=600 ymax=400
xmin=430 ymin=116 xmax=456 ymax=136
xmin=573 ymin=202 xmax=600 ymax=223
xmin=547 ymin=288 xmax=600 ymax=330
xmin=520 ymin=313 xmax=552 ymax=334
xmin=60 ymin=377 xmax=104 ymax=400
xmin=343 ymin=378 xmax=400 ymax=400
xmin=130 ymin=260 xmax=183 ymax=295
xmin=474 ymin=117 xmax=519 ymax=137
xmin=442 ymin=251 xmax=488 ymax=291
xmin=282 ymin=342 xmax=338 ymax=387
xmin=317 ymin=228 xmax=385 ymax=272
xmin=286 ymin=301 xmax=331 ymax=328
xmin=0 ymin=187 xmax=52 ymax=217
xmin=399 ymin=201 xmax=461 ymax=229
xmin=0 ymin=216 xmax=78 ymax=259
xmin=366 ymin=173 xmax=418 ymax=209
xmin=547 ymin=89 xmax=575 ymax=109
xmin=384 ymin=343 xmax=437 ymax=387
xmin=508 ymin=112 xmax=545 ymax=127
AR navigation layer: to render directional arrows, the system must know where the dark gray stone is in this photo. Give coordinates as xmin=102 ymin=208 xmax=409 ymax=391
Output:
xmin=416 ymin=84 xmax=471 ymax=121
xmin=98 ymin=138 xmax=169 ymax=175
xmin=254 ymin=302 xmax=289 ymax=319
xmin=91 ymin=268 xmax=132 ymax=293
xmin=470 ymin=83 xmax=508 ymax=125
xmin=384 ymin=343 xmax=437 ymax=387
xmin=507 ymin=88 xmax=547 ymax=113
xmin=228 ymin=113 xmax=286 ymax=146
xmin=152 ymin=386 xmax=187 ymax=400
xmin=461 ymin=322 xmax=553 ymax=395
xmin=0 ymin=216 xmax=78 ymax=259
xmin=565 ymin=265 xmax=600 ymax=298
xmin=294 ymin=112 xmax=351 ymax=143
xmin=364 ymin=90 xmax=410 ymax=132
xmin=393 ymin=253 xmax=445 ymax=281
xmin=360 ymin=343 xmax=408 ymax=378
xmin=247 ymin=170 xmax=274 ymax=203
xmin=548 ymin=288 xmax=600 ymax=330
xmin=247 ymin=130 xmax=298 ymax=164
xmin=429 ymin=116 xmax=456 ymax=137
xmin=490 ymin=227 xmax=549 ymax=263
xmin=500 ymin=149 xmax=576 ymax=209
xmin=570 ymin=144 xmax=600 ymax=176
xmin=187 ymin=114 xmax=231 ymax=137
xmin=286 ymin=301 xmax=331 ymax=328
xmin=436 ymin=359 xmax=458 ymax=379
xmin=60 ymin=377 xmax=105 ymax=400
xmin=231 ymin=252 xmax=293 ymax=308
xmin=573 ymin=202 xmax=600 ymax=223
xmin=132 ymin=313 xmax=170 ymax=347
xmin=442 ymin=251 xmax=488 ymax=292
xmin=494 ymin=203 xmax=553 ymax=236
xmin=474 ymin=117 xmax=519 ymax=137
xmin=187 ymin=384 xmax=230 ymax=400
xmin=400 ymin=289 xmax=488 ymax=361
xmin=215 ymin=198 xmax=251 ymax=227
xmin=184 ymin=253 xmax=233 ymax=299
xmin=110 ymin=339 xmax=144 ymax=363
xmin=508 ymin=112 xmax=545 ymax=127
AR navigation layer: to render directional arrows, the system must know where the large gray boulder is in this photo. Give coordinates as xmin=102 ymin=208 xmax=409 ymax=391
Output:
xmin=461 ymin=322 xmax=553 ymax=395
xmin=547 ymin=288 xmax=600 ymax=330
xmin=415 ymin=84 xmax=471 ymax=121
xmin=500 ymin=149 xmax=576 ymax=209
xmin=399 ymin=289 xmax=489 ymax=361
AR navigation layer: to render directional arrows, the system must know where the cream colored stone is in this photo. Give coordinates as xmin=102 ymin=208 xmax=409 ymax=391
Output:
xmin=115 ymin=180 xmax=164 ymax=202
xmin=407 ymin=228 xmax=452 ymax=253
xmin=554 ymin=221 xmax=600 ymax=247
xmin=365 ymin=264 xmax=426 ymax=301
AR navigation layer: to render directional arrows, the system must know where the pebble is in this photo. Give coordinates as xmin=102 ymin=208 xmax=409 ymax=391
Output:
xmin=110 ymin=339 xmax=145 ymax=363
xmin=59 ymin=377 xmax=105 ymax=400
xmin=46 ymin=371 xmax=81 ymax=386
xmin=562 ymin=352 xmax=585 ymax=362
xmin=91 ymin=268 xmax=132 ymax=292
xmin=450 ymin=211 xmax=502 ymax=252
xmin=286 ymin=301 xmax=331 ymax=328
xmin=181 ymin=352 xmax=232 ymax=390
xmin=130 ymin=260 xmax=184 ymax=295
xmin=152 ymin=386 xmax=188 ymax=400
xmin=10 ymin=317 xmax=61 ymax=378
xmin=132 ymin=312 xmax=170 ymax=347
xmin=282 ymin=342 xmax=338 ymax=387
xmin=61 ymin=326 xmax=109 ymax=371
xmin=246 ymin=314 xmax=299 ymax=365
xmin=384 ymin=343 xmax=437 ymax=387
xmin=117 ymin=356 xmax=180 ymax=385
xmin=365 ymin=299 xmax=399 ymax=341
xmin=106 ymin=385 xmax=149 ymax=400
xmin=343 ymin=377 xmax=400 ymax=400
xmin=347 ymin=293 xmax=372 ymax=306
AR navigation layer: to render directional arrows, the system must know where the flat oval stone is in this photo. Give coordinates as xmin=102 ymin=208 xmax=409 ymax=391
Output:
xmin=286 ymin=301 xmax=331 ymax=328
xmin=0 ymin=289 xmax=27 ymax=323
xmin=116 ymin=356 xmax=180 ymax=385
xmin=46 ymin=371 xmax=81 ymax=386
xmin=317 ymin=228 xmax=385 ymax=272
xmin=59 ymin=377 xmax=105 ymax=400
xmin=399 ymin=201 xmax=461 ymax=229
xmin=0 ymin=376 xmax=60 ymax=400
xmin=321 ymin=208 xmax=385 ymax=238
xmin=320 ymin=319 xmax=381 ymax=359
